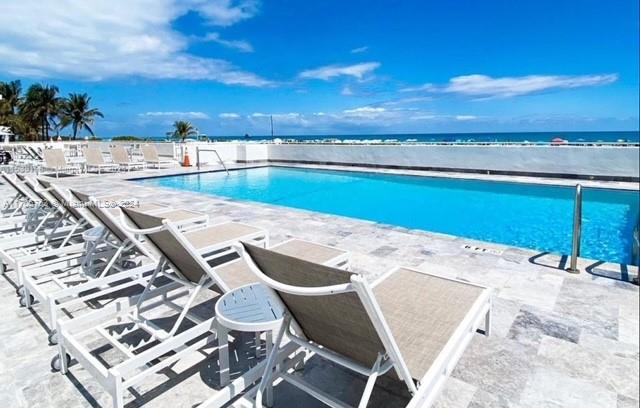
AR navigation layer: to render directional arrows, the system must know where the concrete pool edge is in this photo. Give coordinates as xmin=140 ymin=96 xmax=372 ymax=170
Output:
xmin=128 ymin=164 xmax=640 ymax=272
xmin=127 ymin=161 xmax=640 ymax=191
xmin=261 ymin=159 xmax=640 ymax=183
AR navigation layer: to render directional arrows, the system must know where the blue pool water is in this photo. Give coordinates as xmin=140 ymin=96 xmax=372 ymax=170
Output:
xmin=137 ymin=167 xmax=640 ymax=265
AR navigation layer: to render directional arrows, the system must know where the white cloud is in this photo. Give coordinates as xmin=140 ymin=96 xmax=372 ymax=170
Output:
xmin=298 ymin=62 xmax=380 ymax=81
xmin=400 ymin=83 xmax=436 ymax=93
xmin=249 ymin=112 xmax=308 ymax=126
xmin=202 ymin=32 xmax=253 ymax=52
xmin=236 ymin=107 xmax=489 ymax=131
xmin=401 ymin=73 xmax=618 ymax=98
xmin=219 ymin=112 xmax=241 ymax=119
xmin=409 ymin=114 xmax=437 ymax=121
xmin=350 ymin=46 xmax=369 ymax=54
xmin=140 ymin=111 xmax=210 ymax=119
xmin=382 ymin=96 xmax=433 ymax=106
xmin=342 ymin=106 xmax=387 ymax=119
xmin=0 ymin=0 xmax=271 ymax=86
xmin=190 ymin=0 xmax=259 ymax=27
xmin=341 ymin=86 xmax=355 ymax=96
xmin=445 ymin=74 xmax=618 ymax=98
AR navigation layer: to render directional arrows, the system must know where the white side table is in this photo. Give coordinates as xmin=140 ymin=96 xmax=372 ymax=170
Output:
xmin=215 ymin=283 xmax=284 ymax=406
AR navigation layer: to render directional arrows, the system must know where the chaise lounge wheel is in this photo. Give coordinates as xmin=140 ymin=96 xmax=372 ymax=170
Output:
xmin=19 ymin=294 xmax=34 ymax=307
xmin=16 ymin=285 xmax=25 ymax=296
xmin=50 ymin=353 xmax=71 ymax=372
xmin=48 ymin=330 xmax=58 ymax=345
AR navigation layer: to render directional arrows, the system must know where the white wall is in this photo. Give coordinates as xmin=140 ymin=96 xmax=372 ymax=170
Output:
xmin=5 ymin=140 xmax=637 ymax=179
xmin=177 ymin=143 xmax=239 ymax=164
xmin=236 ymin=143 xmax=269 ymax=162
xmin=267 ymin=144 xmax=640 ymax=179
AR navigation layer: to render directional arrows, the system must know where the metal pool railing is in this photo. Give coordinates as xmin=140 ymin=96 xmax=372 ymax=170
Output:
xmin=196 ymin=147 xmax=229 ymax=174
xmin=567 ymin=184 xmax=583 ymax=274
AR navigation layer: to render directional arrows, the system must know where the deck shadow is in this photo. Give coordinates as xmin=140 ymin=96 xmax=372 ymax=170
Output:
xmin=528 ymin=252 xmax=638 ymax=284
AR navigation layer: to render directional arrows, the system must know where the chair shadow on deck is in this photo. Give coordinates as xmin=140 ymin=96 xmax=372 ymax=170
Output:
xmin=528 ymin=252 xmax=638 ymax=284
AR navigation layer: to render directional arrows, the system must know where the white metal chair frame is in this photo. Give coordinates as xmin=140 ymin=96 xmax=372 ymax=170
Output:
xmin=1 ymin=175 xmax=85 ymax=242
xmin=55 ymin=213 xmax=269 ymax=408
xmin=84 ymin=147 xmax=119 ymax=174
xmin=42 ymin=148 xmax=82 ymax=178
xmin=236 ymin=244 xmax=493 ymax=408
xmin=21 ymin=191 xmax=141 ymax=325
xmin=109 ymin=146 xmax=146 ymax=172
xmin=1 ymin=172 xmax=36 ymax=220
xmin=0 ymin=172 xmax=53 ymax=232
xmin=1 ymin=178 xmax=89 ymax=291
xmin=141 ymin=145 xmax=176 ymax=169
xmin=23 ymin=188 xmax=210 ymax=343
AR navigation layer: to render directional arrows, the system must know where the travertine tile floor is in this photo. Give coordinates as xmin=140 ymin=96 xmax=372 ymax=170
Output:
xmin=0 ymin=164 xmax=637 ymax=408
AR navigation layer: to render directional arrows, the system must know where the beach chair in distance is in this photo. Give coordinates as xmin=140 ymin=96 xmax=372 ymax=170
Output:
xmin=236 ymin=243 xmax=493 ymax=408
xmin=42 ymin=148 xmax=82 ymax=177
xmin=84 ymin=147 xmax=119 ymax=174
xmin=141 ymin=144 xmax=175 ymax=169
xmin=109 ymin=145 xmax=145 ymax=171
xmin=27 ymin=145 xmax=43 ymax=161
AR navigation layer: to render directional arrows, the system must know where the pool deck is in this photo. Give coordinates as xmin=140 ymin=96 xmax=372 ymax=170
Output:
xmin=0 ymin=163 xmax=638 ymax=408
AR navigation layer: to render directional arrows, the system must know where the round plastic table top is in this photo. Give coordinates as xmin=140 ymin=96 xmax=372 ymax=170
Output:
xmin=215 ymin=283 xmax=284 ymax=333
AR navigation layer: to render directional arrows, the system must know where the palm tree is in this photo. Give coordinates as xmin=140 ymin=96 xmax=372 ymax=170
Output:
xmin=167 ymin=120 xmax=198 ymax=142
xmin=59 ymin=93 xmax=104 ymax=139
xmin=0 ymin=80 xmax=22 ymax=116
xmin=20 ymin=84 xmax=62 ymax=140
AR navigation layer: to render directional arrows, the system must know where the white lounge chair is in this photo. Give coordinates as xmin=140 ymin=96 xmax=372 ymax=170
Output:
xmin=84 ymin=147 xmax=119 ymax=174
xmin=1 ymin=176 xmax=90 ymax=293
xmin=236 ymin=243 xmax=493 ymax=408
xmin=55 ymin=207 xmax=353 ymax=408
xmin=0 ymin=171 xmax=48 ymax=231
xmin=141 ymin=144 xmax=175 ymax=169
xmin=20 ymin=184 xmax=208 ymax=344
xmin=42 ymin=148 xmax=82 ymax=177
xmin=54 ymin=207 xmax=268 ymax=408
xmin=109 ymin=145 xmax=145 ymax=171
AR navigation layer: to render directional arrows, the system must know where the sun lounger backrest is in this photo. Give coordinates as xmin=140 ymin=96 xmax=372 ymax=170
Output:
xmin=1 ymin=172 xmax=39 ymax=203
xmin=30 ymin=146 xmax=43 ymax=160
xmin=243 ymin=243 xmax=387 ymax=368
xmin=110 ymin=146 xmax=129 ymax=164
xmin=141 ymin=145 xmax=159 ymax=162
xmin=84 ymin=147 xmax=105 ymax=166
xmin=37 ymin=179 xmax=84 ymax=222
xmin=18 ymin=174 xmax=51 ymax=204
xmin=44 ymin=148 xmax=68 ymax=170
xmin=22 ymin=146 xmax=37 ymax=159
xmin=122 ymin=207 xmax=208 ymax=284
xmin=70 ymin=189 xmax=131 ymax=243
xmin=70 ymin=189 xmax=156 ymax=259
xmin=43 ymin=149 xmax=61 ymax=170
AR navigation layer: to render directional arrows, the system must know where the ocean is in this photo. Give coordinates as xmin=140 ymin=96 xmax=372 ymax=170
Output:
xmin=194 ymin=131 xmax=639 ymax=143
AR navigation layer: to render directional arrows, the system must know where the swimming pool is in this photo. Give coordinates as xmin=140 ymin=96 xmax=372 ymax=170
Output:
xmin=137 ymin=167 xmax=640 ymax=265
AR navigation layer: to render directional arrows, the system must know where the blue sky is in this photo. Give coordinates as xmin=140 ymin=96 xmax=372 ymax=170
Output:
xmin=0 ymin=0 xmax=638 ymax=137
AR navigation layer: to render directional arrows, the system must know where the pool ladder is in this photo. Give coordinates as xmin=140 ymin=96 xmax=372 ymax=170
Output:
xmin=195 ymin=147 xmax=229 ymax=175
xmin=567 ymin=184 xmax=582 ymax=274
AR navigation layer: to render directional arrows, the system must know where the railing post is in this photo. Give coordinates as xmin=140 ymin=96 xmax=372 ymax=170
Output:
xmin=196 ymin=147 xmax=200 ymax=170
xmin=567 ymin=184 xmax=582 ymax=274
